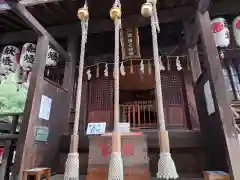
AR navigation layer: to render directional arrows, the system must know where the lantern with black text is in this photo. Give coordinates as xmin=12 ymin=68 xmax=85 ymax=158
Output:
xmin=46 ymin=46 xmax=59 ymax=67
xmin=233 ymin=16 xmax=240 ymax=47
xmin=0 ymin=45 xmax=20 ymax=75
xmin=211 ymin=18 xmax=230 ymax=60
xmin=20 ymin=43 xmax=36 ymax=71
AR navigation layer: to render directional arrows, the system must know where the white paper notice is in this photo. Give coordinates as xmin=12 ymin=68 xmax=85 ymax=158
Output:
xmin=86 ymin=122 xmax=106 ymax=135
xmin=39 ymin=95 xmax=52 ymax=120
xmin=118 ymin=123 xmax=130 ymax=133
xmin=204 ymin=81 xmax=215 ymax=115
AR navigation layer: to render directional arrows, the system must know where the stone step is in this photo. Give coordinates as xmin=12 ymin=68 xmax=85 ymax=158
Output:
xmin=49 ymin=175 xmax=204 ymax=180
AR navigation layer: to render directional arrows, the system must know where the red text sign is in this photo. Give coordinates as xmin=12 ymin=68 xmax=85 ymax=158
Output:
xmin=236 ymin=20 xmax=240 ymax=29
xmin=101 ymin=144 xmax=134 ymax=157
xmin=212 ymin=22 xmax=224 ymax=33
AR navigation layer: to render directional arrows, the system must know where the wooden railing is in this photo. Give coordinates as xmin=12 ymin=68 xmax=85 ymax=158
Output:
xmin=0 ymin=112 xmax=22 ymax=180
xmin=120 ymin=100 xmax=157 ymax=129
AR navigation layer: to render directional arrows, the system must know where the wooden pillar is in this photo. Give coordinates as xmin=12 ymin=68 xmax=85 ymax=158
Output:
xmin=197 ymin=11 xmax=240 ymax=179
xmin=11 ymin=36 xmax=49 ymax=180
xmin=183 ymin=21 xmax=201 ymax=129
xmin=62 ymin=34 xmax=78 ymax=133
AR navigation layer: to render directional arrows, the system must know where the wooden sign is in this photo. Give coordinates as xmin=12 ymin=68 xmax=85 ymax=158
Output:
xmin=120 ymin=27 xmax=141 ymax=59
xmin=35 ymin=126 xmax=49 ymax=142
xmin=86 ymin=122 xmax=106 ymax=135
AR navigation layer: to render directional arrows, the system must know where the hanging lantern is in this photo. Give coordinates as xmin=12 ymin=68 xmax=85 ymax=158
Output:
xmin=20 ymin=43 xmax=36 ymax=71
xmin=0 ymin=45 xmax=20 ymax=75
xmin=211 ymin=18 xmax=230 ymax=48
xmin=46 ymin=46 xmax=59 ymax=67
xmin=211 ymin=18 xmax=230 ymax=60
xmin=233 ymin=16 xmax=240 ymax=47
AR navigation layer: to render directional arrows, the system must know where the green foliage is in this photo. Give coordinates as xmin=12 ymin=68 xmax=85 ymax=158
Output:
xmin=0 ymin=73 xmax=28 ymax=114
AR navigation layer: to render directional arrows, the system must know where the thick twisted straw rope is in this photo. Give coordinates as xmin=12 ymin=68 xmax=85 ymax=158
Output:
xmin=113 ymin=0 xmax=121 ymax=131
xmin=73 ymin=5 xmax=88 ymax=136
xmin=150 ymin=4 xmax=166 ymax=131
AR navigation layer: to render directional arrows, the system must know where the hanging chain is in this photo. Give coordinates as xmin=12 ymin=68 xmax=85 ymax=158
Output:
xmin=151 ymin=5 xmax=165 ymax=131
xmin=73 ymin=2 xmax=88 ymax=135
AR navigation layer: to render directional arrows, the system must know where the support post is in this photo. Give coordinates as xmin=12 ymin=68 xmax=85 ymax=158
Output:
xmin=62 ymin=34 xmax=78 ymax=132
xmin=10 ymin=36 xmax=49 ymax=180
xmin=197 ymin=11 xmax=240 ymax=179
xmin=182 ymin=21 xmax=202 ymax=129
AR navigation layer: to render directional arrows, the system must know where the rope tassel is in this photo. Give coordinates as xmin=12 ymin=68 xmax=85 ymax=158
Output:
xmin=108 ymin=1 xmax=124 ymax=180
xmin=141 ymin=0 xmax=178 ymax=179
xmin=64 ymin=1 xmax=89 ymax=180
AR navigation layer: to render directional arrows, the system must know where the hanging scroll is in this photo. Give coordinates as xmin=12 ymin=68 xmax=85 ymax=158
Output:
xmin=120 ymin=27 xmax=141 ymax=59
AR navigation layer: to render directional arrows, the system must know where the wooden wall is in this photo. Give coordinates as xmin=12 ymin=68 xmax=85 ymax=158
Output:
xmin=35 ymin=80 xmax=69 ymax=167
xmin=11 ymin=79 xmax=69 ymax=179
xmin=194 ymin=72 xmax=228 ymax=172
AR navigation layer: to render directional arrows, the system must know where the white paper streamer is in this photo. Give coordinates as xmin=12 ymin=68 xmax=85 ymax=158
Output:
xmin=159 ymin=56 xmax=165 ymax=71
xmin=176 ymin=56 xmax=183 ymax=71
xmin=104 ymin=63 xmax=108 ymax=77
xmin=140 ymin=60 xmax=144 ymax=73
xmin=120 ymin=62 xmax=126 ymax=76
xmin=86 ymin=69 xmax=91 ymax=80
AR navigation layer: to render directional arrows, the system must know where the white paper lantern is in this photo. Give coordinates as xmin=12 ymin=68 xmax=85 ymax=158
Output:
xmin=0 ymin=45 xmax=20 ymax=75
xmin=211 ymin=18 xmax=230 ymax=48
xmin=233 ymin=16 xmax=240 ymax=47
xmin=46 ymin=46 xmax=59 ymax=67
xmin=20 ymin=43 xmax=36 ymax=71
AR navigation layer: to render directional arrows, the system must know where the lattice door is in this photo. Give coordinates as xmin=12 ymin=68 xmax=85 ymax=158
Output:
xmin=161 ymin=72 xmax=186 ymax=128
xmin=88 ymin=77 xmax=114 ymax=130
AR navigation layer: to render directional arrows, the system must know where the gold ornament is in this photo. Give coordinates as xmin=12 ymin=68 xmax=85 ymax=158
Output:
xmin=77 ymin=7 xmax=89 ymax=20
xmin=110 ymin=7 xmax=121 ymax=20
xmin=141 ymin=3 xmax=153 ymax=17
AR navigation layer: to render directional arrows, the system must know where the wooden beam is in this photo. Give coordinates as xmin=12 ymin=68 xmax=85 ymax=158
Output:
xmin=0 ymin=134 xmax=18 ymax=140
xmin=197 ymin=11 xmax=240 ymax=180
xmin=198 ymin=0 xmax=210 ymax=13
xmin=6 ymin=1 xmax=69 ymax=60
xmin=0 ymin=5 xmax=195 ymax=45
xmin=0 ymin=0 xmax=65 ymax=11
xmin=189 ymin=17 xmax=200 ymax=48
xmin=183 ymin=21 xmax=202 ymax=82
xmin=11 ymin=36 xmax=49 ymax=180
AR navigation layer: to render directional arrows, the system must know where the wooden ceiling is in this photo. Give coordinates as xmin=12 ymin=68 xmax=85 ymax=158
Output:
xmin=0 ymin=0 xmax=239 ymax=49
xmin=0 ymin=0 xmax=195 ymax=34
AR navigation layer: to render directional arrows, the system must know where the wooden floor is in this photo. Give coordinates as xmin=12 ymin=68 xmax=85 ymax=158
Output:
xmin=49 ymin=175 xmax=203 ymax=180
